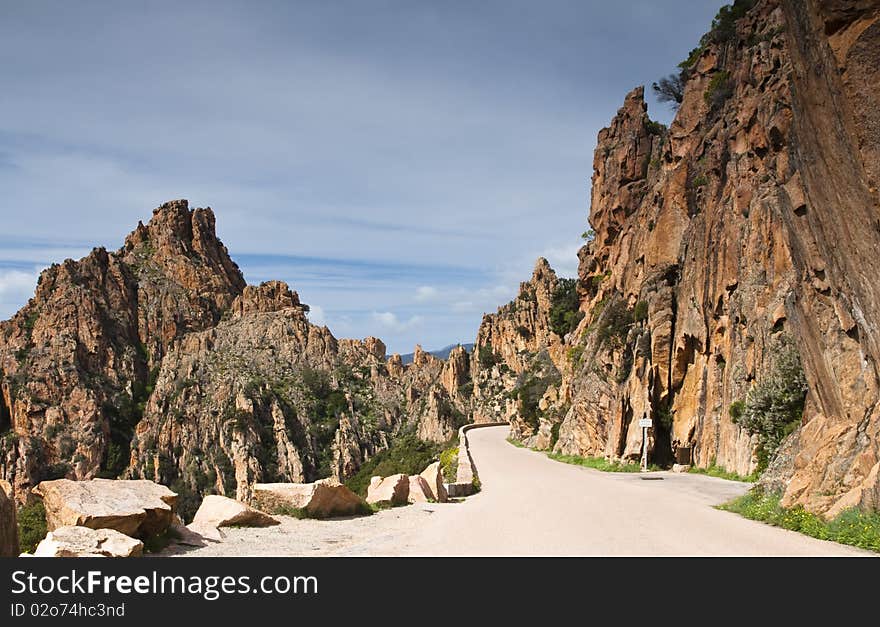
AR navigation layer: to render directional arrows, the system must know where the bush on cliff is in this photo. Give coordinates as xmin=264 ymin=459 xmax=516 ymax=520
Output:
xmin=344 ymin=434 xmax=444 ymax=497
xmin=18 ymin=501 xmax=47 ymax=554
xmin=549 ymin=278 xmax=584 ymax=338
xmin=732 ymin=335 xmax=808 ymax=470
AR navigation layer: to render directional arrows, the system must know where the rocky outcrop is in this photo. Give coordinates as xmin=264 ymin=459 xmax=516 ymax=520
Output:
xmin=33 ymin=479 xmax=177 ymax=538
xmin=252 ymin=479 xmax=367 ymax=518
xmin=0 ymin=480 xmax=17 ymax=557
xmin=407 ymin=475 xmax=433 ymax=503
xmin=0 ymin=200 xmax=246 ymax=500
xmin=480 ymin=0 xmax=880 ymax=516
xmin=33 ymin=526 xmax=143 ymax=558
xmin=470 ymin=259 xmax=567 ymax=443
xmin=419 ymin=462 xmax=448 ymax=503
xmin=0 ymin=199 xmax=478 ymax=513
xmin=191 ymin=495 xmax=278 ymax=529
xmin=366 ymin=474 xmax=409 ymax=506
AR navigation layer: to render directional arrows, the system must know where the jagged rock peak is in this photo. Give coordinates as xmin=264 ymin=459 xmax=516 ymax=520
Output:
xmin=531 ymin=257 xmax=556 ymax=283
xmin=123 ymin=199 xmax=245 ymax=289
xmin=232 ymin=281 xmax=304 ymax=317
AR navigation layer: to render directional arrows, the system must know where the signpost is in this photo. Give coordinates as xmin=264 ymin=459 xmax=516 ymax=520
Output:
xmin=638 ymin=417 xmax=652 ymax=472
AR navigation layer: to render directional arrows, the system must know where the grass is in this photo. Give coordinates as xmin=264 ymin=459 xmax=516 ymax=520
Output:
xmin=509 ymin=437 xmax=652 ymax=473
xmin=547 ymin=452 xmax=646 ymax=473
xmin=344 ymin=434 xmax=444 ymax=497
xmin=439 ymin=445 xmax=459 ymax=483
xmin=17 ymin=501 xmax=47 ymax=554
xmin=688 ymin=459 xmax=759 ymax=483
xmin=719 ymin=489 xmax=880 ymax=553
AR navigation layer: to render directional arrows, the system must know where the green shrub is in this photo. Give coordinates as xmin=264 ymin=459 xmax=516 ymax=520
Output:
xmin=633 ymin=301 xmax=649 ymax=323
xmin=595 ymin=299 xmax=635 ymax=349
xmin=440 ymin=445 xmax=459 ymax=483
xmin=729 ymin=400 xmax=745 ymax=422
xmin=704 ymin=71 xmax=732 ymax=109
xmin=732 ymin=335 xmax=807 ymax=470
xmin=344 ymin=434 xmax=444 ymax=496
xmin=720 ymin=489 xmax=880 ymax=553
xmin=478 ymin=345 xmax=500 ymax=369
xmin=18 ymin=501 xmax=47 ymax=554
xmin=549 ymin=278 xmax=585 ymax=338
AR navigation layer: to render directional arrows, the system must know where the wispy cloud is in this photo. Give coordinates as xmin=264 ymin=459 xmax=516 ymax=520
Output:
xmin=0 ymin=0 xmax=723 ymax=350
xmin=372 ymin=311 xmax=424 ymax=332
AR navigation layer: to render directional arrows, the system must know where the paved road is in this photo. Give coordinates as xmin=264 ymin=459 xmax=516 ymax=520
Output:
xmin=388 ymin=425 xmax=869 ymax=556
xmin=178 ymin=425 xmax=870 ymax=556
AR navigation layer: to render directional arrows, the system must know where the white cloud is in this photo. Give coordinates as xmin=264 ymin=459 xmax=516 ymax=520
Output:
xmin=415 ymin=286 xmax=439 ymax=302
xmin=306 ymin=304 xmax=326 ymax=326
xmin=0 ymin=268 xmax=39 ymax=320
xmin=371 ymin=311 xmax=424 ymax=332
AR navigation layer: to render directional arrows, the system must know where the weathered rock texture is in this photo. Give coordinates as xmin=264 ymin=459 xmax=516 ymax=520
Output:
xmin=472 ymin=0 xmax=880 ymax=516
xmin=0 ymin=480 xmax=17 ymax=556
xmin=33 ymin=526 xmax=144 ymax=558
xmin=366 ymin=474 xmax=409 ymax=505
xmin=0 ymin=201 xmax=474 ymax=514
xmin=34 ymin=478 xmax=177 ymax=538
xmin=252 ymin=480 xmax=367 ymax=518
xmin=191 ymin=495 xmax=277 ymax=529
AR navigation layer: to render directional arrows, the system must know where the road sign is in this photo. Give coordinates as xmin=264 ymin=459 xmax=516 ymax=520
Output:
xmin=638 ymin=418 xmax=653 ymax=428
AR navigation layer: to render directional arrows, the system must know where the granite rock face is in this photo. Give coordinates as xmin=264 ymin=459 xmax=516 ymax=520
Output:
xmin=472 ymin=0 xmax=880 ymax=516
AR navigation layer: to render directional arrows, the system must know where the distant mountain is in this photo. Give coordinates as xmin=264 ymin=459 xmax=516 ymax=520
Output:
xmin=397 ymin=344 xmax=474 ymax=365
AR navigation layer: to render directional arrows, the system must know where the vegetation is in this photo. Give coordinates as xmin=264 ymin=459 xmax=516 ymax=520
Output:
xmin=18 ymin=501 xmax=47 ymax=554
xmin=704 ymin=71 xmax=733 ymax=109
xmin=509 ymin=352 xmax=561 ymax=432
xmin=439 ymin=445 xmax=459 ymax=483
xmin=688 ymin=458 xmax=758 ymax=483
xmin=344 ymin=434 xmax=444 ymax=497
xmin=595 ymin=298 xmax=637 ymax=349
xmin=547 ymin=452 xmax=643 ymax=473
xmin=478 ymin=344 xmax=501 ymax=369
xmin=581 ymin=229 xmax=596 ymax=242
xmin=142 ymin=527 xmax=181 ymax=554
xmin=653 ymin=0 xmax=756 ymax=111
xmin=719 ymin=489 xmax=880 ymax=553
xmin=652 ymin=73 xmax=686 ymax=108
xmin=549 ymin=278 xmax=584 ymax=338
xmin=731 ymin=335 xmax=808 ymax=471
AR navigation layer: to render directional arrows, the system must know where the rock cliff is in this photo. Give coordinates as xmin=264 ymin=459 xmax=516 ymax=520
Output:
xmin=0 ymin=201 xmax=472 ymax=513
xmin=475 ymin=0 xmax=880 ymax=516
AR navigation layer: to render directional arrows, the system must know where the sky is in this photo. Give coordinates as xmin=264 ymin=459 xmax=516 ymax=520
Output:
xmin=0 ymin=0 xmax=720 ymax=354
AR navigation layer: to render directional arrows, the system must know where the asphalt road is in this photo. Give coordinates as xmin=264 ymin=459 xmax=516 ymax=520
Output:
xmin=387 ymin=425 xmax=870 ymax=556
xmin=177 ymin=425 xmax=871 ymax=556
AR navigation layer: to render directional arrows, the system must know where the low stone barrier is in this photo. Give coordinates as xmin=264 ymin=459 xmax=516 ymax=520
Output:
xmin=446 ymin=422 xmax=508 ymax=497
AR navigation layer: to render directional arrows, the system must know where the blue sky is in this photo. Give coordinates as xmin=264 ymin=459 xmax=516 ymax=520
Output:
xmin=0 ymin=0 xmax=720 ymax=353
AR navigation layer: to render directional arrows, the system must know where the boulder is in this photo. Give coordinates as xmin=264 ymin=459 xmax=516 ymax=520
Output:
xmin=1 ymin=480 xmax=18 ymax=557
xmin=186 ymin=521 xmax=226 ymax=543
xmin=419 ymin=462 xmax=448 ymax=503
xmin=407 ymin=476 xmax=433 ymax=503
xmin=33 ymin=526 xmax=143 ymax=558
xmin=252 ymin=479 xmax=367 ymax=518
xmin=33 ymin=479 xmax=177 ymax=538
xmin=366 ymin=474 xmax=409 ymax=506
xmin=191 ymin=495 xmax=278 ymax=529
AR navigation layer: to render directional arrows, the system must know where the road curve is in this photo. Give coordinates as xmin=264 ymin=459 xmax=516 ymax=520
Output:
xmin=390 ymin=425 xmax=870 ymax=556
xmin=176 ymin=425 xmax=872 ymax=556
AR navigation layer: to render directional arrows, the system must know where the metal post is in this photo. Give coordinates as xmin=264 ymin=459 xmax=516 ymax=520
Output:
xmin=641 ymin=425 xmax=648 ymax=472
